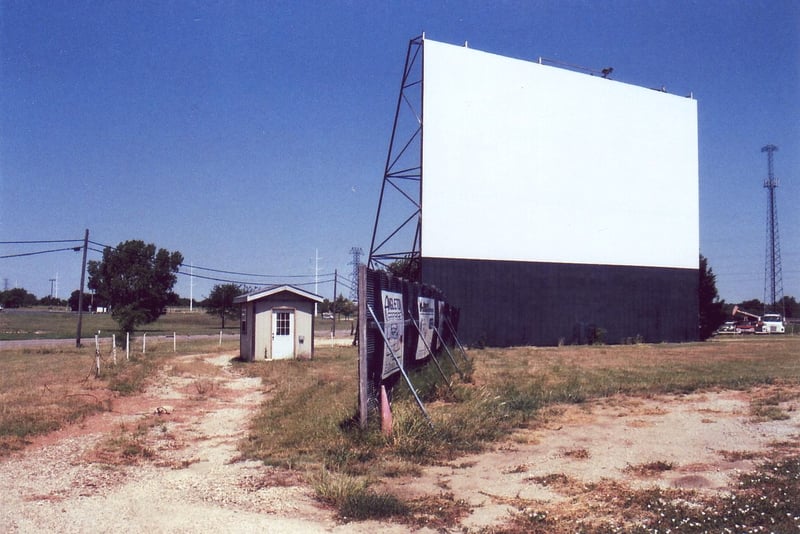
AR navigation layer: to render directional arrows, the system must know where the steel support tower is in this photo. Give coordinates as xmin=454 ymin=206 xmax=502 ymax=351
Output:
xmin=761 ymin=144 xmax=784 ymax=315
xmin=348 ymin=246 xmax=363 ymax=301
xmin=368 ymin=35 xmax=424 ymax=279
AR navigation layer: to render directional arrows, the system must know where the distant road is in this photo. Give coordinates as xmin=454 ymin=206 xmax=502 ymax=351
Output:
xmin=0 ymin=332 xmax=356 ymax=351
xmin=0 ymin=333 xmax=239 ymax=351
xmin=0 ymin=338 xmax=78 ymax=350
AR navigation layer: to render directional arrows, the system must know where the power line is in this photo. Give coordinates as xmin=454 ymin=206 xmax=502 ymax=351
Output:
xmin=176 ymin=270 xmax=337 ymax=289
xmin=88 ymin=240 xmax=329 ymax=279
xmin=0 ymin=246 xmax=82 ymax=259
xmin=5 ymin=234 xmax=353 ymax=297
xmin=176 ymin=270 xmax=280 ymax=286
xmin=337 ymin=279 xmax=355 ymax=292
xmin=0 ymin=239 xmax=82 ymax=245
xmin=190 ymin=264 xmax=333 ymax=279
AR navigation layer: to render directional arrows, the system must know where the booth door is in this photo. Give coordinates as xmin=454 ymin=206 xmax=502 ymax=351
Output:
xmin=271 ymin=310 xmax=294 ymax=359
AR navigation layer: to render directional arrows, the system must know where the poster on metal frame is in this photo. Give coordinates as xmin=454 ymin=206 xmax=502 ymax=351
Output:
xmin=416 ymin=296 xmax=436 ymax=360
xmin=381 ymin=290 xmax=404 ymax=379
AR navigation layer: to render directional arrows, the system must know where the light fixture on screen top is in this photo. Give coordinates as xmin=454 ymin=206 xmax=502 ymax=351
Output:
xmin=537 ymin=56 xmax=614 ymax=79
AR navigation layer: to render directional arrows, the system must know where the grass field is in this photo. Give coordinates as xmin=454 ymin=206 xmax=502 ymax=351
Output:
xmin=0 ymin=307 xmax=353 ymax=341
xmin=235 ymin=335 xmax=799 ymax=528
xmin=2 ymin=314 xmax=798 ymax=530
xmin=3 ymin=332 xmax=797 ymax=463
xmin=0 ymin=337 xmax=239 ymax=455
xmin=0 ymin=308 xmax=237 ymax=340
xmin=240 ymin=336 xmax=800 ymax=470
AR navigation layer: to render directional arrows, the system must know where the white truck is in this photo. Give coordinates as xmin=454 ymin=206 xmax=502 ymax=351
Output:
xmin=761 ymin=313 xmax=786 ymax=334
xmin=731 ymin=306 xmax=786 ymax=334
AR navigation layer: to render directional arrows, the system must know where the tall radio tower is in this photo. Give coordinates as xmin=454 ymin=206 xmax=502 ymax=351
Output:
xmin=349 ymin=247 xmax=363 ymax=302
xmin=761 ymin=144 xmax=784 ymax=315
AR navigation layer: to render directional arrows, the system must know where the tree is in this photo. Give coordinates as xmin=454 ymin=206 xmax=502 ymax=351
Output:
xmin=205 ymin=283 xmax=246 ymax=329
xmin=0 ymin=287 xmax=38 ymax=308
xmin=334 ymin=294 xmax=356 ymax=319
xmin=68 ymin=290 xmax=108 ymax=312
xmin=738 ymin=298 xmax=763 ymax=314
xmin=87 ymin=240 xmax=183 ymax=333
xmin=38 ymin=295 xmax=66 ymax=307
xmin=68 ymin=290 xmax=86 ymax=312
xmin=698 ymin=254 xmax=726 ymax=341
xmin=175 ymin=296 xmax=196 ymax=308
xmin=780 ymin=296 xmax=798 ymax=319
xmin=387 ymin=257 xmax=420 ymax=281
xmin=319 ymin=295 xmax=356 ymax=319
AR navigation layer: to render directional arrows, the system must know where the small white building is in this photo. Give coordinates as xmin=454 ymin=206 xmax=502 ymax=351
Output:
xmin=234 ymin=285 xmax=324 ymax=361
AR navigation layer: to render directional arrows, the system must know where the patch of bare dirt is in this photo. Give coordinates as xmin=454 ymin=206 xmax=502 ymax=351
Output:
xmin=381 ymin=385 xmax=800 ymax=531
xmin=0 ymin=352 xmax=412 ymax=533
xmin=1 ymin=352 xmax=798 ymax=533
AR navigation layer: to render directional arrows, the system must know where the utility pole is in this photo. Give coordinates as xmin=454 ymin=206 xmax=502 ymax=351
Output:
xmin=190 ymin=262 xmax=194 ymax=311
xmin=76 ymin=229 xmax=89 ymax=347
xmin=761 ymin=145 xmax=784 ymax=315
xmin=332 ymin=269 xmax=338 ymax=337
xmin=314 ymin=248 xmax=322 ymax=316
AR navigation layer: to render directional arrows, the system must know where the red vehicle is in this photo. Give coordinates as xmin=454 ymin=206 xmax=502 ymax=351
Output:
xmin=736 ymin=321 xmax=757 ymax=334
xmin=731 ymin=306 xmax=762 ymax=334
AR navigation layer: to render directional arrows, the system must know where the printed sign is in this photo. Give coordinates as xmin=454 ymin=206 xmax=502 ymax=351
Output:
xmin=436 ymin=300 xmax=446 ymax=349
xmin=381 ymin=290 xmax=404 ymax=378
xmin=416 ymin=297 xmax=436 ymax=360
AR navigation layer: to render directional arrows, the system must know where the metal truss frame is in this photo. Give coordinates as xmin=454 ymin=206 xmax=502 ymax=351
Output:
xmin=367 ymin=35 xmax=424 ymax=279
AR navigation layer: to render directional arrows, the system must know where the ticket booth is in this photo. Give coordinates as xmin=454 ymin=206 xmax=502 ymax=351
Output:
xmin=234 ymin=285 xmax=323 ymax=361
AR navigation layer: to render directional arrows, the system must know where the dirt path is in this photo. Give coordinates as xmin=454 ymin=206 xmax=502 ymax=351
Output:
xmin=1 ymin=352 xmax=798 ymax=532
xmin=0 ymin=352 xmax=411 ymax=533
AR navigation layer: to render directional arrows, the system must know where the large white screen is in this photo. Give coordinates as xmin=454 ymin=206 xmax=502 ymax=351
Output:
xmin=421 ymin=39 xmax=699 ymax=269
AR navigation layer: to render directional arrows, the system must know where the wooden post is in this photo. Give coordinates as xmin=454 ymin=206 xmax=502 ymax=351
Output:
xmin=112 ymin=334 xmax=117 ymax=365
xmin=94 ymin=333 xmax=100 ymax=378
xmin=142 ymin=332 xmax=147 ymax=354
xmin=219 ymin=330 xmax=222 ymax=346
xmin=173 ymin=332 xmax=176 ymax=353
xmin=126 ymin=332 xmax=130 ymax=361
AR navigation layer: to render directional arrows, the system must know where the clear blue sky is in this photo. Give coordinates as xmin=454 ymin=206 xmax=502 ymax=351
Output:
xmin=2 ymin=1 xmax=798 ymax=305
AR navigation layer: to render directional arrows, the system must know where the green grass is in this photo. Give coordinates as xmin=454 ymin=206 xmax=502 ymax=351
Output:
xmin=237 ymin=335 xmax=799 ymax=522
xmin=97 ymin=420 xmax=157 ymax=463
xmin=311 ymin=468 xmax=409 ymax=521
xmin=0 ymin=337 xmax=238 ymax=456
xmin=3 ymin=311 xmax=798 ymax=529
xmin=239 ymin=347 xmax=360 ymax=470
xmin=0 ymin=346 xmax=110 ymax=454
xmin=0 ymin=307 xmax=237 ymax=340
xmin=241 ymin=338 xmax=800 ymax=471
xmin=105 ymin=353 xmax=163 ymax=395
